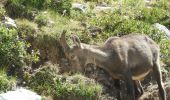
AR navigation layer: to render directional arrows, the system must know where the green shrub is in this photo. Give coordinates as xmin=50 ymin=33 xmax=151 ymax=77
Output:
xmin=152 ymin=0 xmax=170 ymax=12
xmin=159 ymin=38 xmax=170 ymax=66
xmin=0 ymin=7 xmax=6 ymax=20
xmin=25 ymin=62 xmax=59 ymax=96
xmin=5 ymin=0 xmax=72 ymax=19
xmin=34 ymin=12 xmax=48 ymax=27
xmin=16 ymin=19 xmax=38 ymax=38
xmin=25 ymin=62 xmax=102 ymax=99
xmin=70 ymin=10 xmax=86 ymax=21
xmin=0 ymin=27 xmax=27 ymax=68
xmin=9 ymin=0 xmax=50 ymax=10
xmin=0 ymin=26 xmax=38 ymax=75
xmin=16 ymin=19 xmax=40 ymax=63
xmin=5 ymin=0 xmax=37 ymax=19
xmin=50 ymin=0 xmax=72 ymax=15
xmin=135 ymin=8 xmax=168 ymax=24
xmin=54 ymin=74 xmax=102 ymax=99
xmin=89 ymin=14 xmax=154 ymax=37
xmin=0 ymin=69 xmax=16 ymax=93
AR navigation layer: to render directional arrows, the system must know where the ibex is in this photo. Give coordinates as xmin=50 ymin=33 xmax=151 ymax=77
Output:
xmin=60 ymin=31 xmax=166 ymax=100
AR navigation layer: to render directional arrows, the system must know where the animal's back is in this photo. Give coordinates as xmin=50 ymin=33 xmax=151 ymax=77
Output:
xmin=104 ymin=34 xmax=159 ymax=80
xmin=121 ymin=34 xmax=160 ymax=61
xmin=105 ymin=34 xmax=159 ymax=59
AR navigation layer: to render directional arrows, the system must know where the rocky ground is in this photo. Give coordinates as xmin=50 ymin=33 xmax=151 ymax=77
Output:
xmin=81 ymin=64 xmax=170 ymax=100
xmin=139 ymin=81 xmax=170 ymax=100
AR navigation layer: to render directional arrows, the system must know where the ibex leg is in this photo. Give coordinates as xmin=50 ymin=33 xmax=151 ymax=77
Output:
xmin=134 ymin=80 xmax=144 ymax=99
xmin=114 ymin=79 xmax=122 ymax=100
xmin=153 ymin=62 xmax=166 ymax=100
xmin=124 ymin=69 xmax=135 ymax=100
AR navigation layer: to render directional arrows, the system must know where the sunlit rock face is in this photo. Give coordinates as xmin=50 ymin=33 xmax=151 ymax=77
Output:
xmin=0 ymin=88 xmax=41 ymax=100
xmin=4 ymin=17 xmax=17 ymax=28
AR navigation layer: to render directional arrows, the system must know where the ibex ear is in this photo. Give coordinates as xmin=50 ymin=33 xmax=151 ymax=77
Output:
xmin=72 ymin=35 xmax=81 ymax=48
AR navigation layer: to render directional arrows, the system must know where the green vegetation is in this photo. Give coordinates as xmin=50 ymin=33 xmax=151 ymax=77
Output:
xmin=5 ymin=0 xmax=72 ymax=18
xmin=0 ymin=6 xmax=6 ymax=20
xmin=0 ymin=0 xmax=170 ymax=99
xmin=24 ymin=62 xmax=102 ymax=99
xmin=55 ymin=74 xmax=102 ymax=98
xmin=0 ymin=25 xmax=38 ymax=74
xmin=50 ymin=0 xmax=72 ymax=15
xmin=0 ymin=27 xmax=27 ymax=69
xmin=0 ymin=69 xmax=16 ymax=93
xmin=24 ymin=62 xmax=59 ymax=96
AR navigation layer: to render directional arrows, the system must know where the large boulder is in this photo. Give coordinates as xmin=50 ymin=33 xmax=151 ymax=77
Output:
xmin=0 ymin=88 xmax=41 ymax=100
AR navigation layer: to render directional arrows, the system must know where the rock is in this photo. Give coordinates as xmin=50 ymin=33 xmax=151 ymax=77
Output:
xmin=94 ymin=6 xmax=112 ymax=12
xmin=0 ymin=88 xmax=41 ymax=100
xmin=139 ymin=82 xmax=170 ymax=100
xmin=4 ymin=17 xmax=17 ymax=28
xmin=72 ymin=3 xmax=86 ymax=12
xmin=154 ymin=23 xmax=170 ymax=38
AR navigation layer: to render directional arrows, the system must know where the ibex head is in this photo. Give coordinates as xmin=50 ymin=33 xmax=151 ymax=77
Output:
xmin=60 ymin=30 xmax=85 ymax=72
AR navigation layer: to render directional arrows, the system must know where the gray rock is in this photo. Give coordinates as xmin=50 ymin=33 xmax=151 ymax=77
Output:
xmin=0 ymin=88 xmax=41 ymax=100
xmin=94 ymin=6 xmax=112 ymax=12
xmin=4 ymin=17 xmax=17 ymax=28
xmin=154 ymin=23 xmax=170 ymax=38
xmin=72 ymin=3 xmax=86 ymax=12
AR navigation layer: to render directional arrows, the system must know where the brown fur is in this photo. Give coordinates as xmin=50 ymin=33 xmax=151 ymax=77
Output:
xmin=60 ymin=31 xmax=166 ymax=100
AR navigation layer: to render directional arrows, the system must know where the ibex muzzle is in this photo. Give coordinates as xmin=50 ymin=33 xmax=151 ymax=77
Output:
xmin=60 ymin=31 xmax=166 ymax=100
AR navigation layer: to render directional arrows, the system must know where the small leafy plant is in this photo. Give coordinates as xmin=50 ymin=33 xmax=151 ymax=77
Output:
xmin=0 ymin=69 xmax=16 ymax=93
